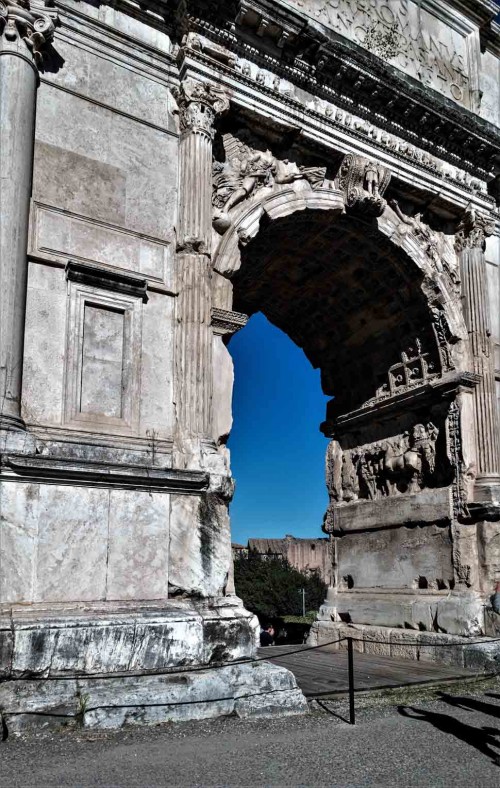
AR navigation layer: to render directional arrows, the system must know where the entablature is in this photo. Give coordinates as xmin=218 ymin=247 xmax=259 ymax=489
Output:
xmin=167 ymin=0 xmax=500 ymax=196
xmin=177 ymin=47 xmax=497 ymax=225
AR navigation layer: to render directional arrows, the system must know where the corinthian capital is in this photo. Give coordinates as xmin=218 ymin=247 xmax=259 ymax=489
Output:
xmin=172 ymin=79 xmax=230 ymax=138
xmin=0 ymin=0 xmax=58 ymax=67
xmin=454 ymin=208 xmax=495 ymax=253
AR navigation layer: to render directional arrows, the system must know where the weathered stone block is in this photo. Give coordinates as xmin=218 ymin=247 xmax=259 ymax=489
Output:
xmin=0 ymin=662 xmax=307 ymax=734
xmin=390 ymin=631 xmax=418 ymax=660
xmin=333 ymin=489 xmax=451 ymax=532
xmin=336 ymin=523 xmax=454 ymax=591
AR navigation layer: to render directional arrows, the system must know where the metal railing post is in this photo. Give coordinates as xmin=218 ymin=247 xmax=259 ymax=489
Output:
xmin=347 ymin=636 xmax=355 ymax=725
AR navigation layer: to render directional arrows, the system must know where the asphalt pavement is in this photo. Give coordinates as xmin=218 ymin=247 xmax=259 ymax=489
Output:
xmin=2 ymin=692 xmax=500 ymax=786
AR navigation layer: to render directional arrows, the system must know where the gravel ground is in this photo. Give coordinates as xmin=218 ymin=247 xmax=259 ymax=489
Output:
xmin=2 ymin=683 xmax=500 ymax=787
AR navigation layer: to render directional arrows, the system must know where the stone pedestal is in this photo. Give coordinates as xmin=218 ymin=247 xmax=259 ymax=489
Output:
xmin=0 ymin=599 xmax=307 ymax=733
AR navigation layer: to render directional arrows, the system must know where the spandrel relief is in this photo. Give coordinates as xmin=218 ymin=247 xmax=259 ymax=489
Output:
xmin=212 ymin=130 xmax=335 ymax=234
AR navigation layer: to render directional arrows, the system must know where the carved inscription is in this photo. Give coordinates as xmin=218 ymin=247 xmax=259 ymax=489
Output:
xmin=285 ymin=0 xmax=472 ymax=106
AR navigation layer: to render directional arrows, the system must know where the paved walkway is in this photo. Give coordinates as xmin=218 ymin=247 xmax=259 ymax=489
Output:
xmin=258 ymin=644 xmax=475 ymax=696
xmin=3 ymin=693 xmax=500 ymax=786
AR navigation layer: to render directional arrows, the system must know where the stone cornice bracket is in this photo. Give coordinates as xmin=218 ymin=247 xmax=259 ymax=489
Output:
xmin=338 ymin=154 xmax=391 ymax=218
xmin=0 ymin=0 xmax=59 ymax=67
xmin=211 ymin=308 xmax=248 ymax=337
xmin=454 ymin=208 xmax=496 ymax=253
xmin=172 ymin=78 xmax=230 ymax=140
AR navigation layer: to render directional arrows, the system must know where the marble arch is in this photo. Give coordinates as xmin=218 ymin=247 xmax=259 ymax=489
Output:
xmin=1 ymin=0 xmax=500 ymax=731
xmin=211 ymin=176 xmax=483 ymax=638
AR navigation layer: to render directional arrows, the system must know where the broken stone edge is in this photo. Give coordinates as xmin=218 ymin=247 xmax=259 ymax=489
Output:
xmin=0 ymin=661 xmax=308 ymax=735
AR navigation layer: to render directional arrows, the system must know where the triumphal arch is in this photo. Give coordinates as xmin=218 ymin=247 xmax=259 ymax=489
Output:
xmin=1 ymin=0 xmax=500 ymax=728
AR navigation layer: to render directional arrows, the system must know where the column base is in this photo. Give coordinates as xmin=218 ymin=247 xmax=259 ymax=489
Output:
xmin=0 ymin=413 xmax=26 ymax=432
xmin=0 ymin=600 xmax=307 ymax=733
xmin=474 ymin=478 xmax=500 ymax=503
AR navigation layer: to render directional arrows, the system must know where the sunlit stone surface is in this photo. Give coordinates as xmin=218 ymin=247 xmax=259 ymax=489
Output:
xmin=0 ymin=0 xmax=499 ymax=730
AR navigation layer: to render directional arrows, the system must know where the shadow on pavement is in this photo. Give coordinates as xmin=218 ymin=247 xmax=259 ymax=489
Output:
xmin=398 ymin=705 xmax=500 ymax=766
xmin=436 ymin=692 xmax=500 ymax=720
xmin=315 ymin=700 xmax=349 ymax=724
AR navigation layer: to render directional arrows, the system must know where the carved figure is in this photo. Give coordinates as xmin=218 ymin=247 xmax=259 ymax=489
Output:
xmin=341 ymin=451 xmax=359 ymax=502
xmin=212 ymin=135 xmax=275 ymax=232
xmin=325 ymin=439 xmax=343 ymax=502
xmin=364 ymin=160 xmax=383 ymax=197
xmin=212 ymin=132 xmax=329 ymax=233
xmin=358 ymin=451 xmax=378 ymax=500
xmin=274 ymin=159 xmax=326 ymax=189
xmin=383 ymin=423 xmax=438 ymax=494
xmin=338 ymin=154 xmax=391 ymax=217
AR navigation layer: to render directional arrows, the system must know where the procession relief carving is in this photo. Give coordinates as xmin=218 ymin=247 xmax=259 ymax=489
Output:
xmin=326 ymin=421 xmax=440 ymax=504
xmin=338 ymin=153 xmax=391 ymax=217
xmin=0 ymin=0 xmax=58 ymax=64
xmin=212 ymin=132 xmax=334 ymax=234
xmin=363 ymin=339 xmax=439 ymax=408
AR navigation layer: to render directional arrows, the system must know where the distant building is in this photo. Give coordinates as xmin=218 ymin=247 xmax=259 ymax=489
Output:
xmin=231 ymin=542 xmax=248 ymax=558
xmin=233 ymin=535 xmax=332 ymax=585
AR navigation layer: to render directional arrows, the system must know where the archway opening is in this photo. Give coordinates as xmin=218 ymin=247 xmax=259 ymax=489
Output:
xmin=230 ymin=209 xmax=438 ymax=418
xmin=227 ymin=312 xmax=330 ymax=545
xmin=217 ymin=201 xmax=460 ymax=630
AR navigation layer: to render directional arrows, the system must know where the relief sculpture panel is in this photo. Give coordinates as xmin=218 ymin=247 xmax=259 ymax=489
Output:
xmin=327 ymin=421 xmax=439 ymax=504
xmin=212 ymin=131 xmax=334 ymax=234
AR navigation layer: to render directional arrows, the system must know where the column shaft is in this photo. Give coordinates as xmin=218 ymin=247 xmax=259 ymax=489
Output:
xmin=457 ymin=221 xmax=500 ymax=481
xmin=0 ymin=43 xmax=37 ymax=429
xmin=0 ymin=1 xmax=58 ymax=430
xmin=177 ymin=130 xmax=213 ymax=253
xmin=175 ymin=253 xmax=212 ymax=437
xmin=173 ymin=80 xmax=229 ymax=449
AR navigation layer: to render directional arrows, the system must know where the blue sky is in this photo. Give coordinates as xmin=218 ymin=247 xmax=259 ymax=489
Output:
xmin=227 ymin=313 xmax=330 ymax=545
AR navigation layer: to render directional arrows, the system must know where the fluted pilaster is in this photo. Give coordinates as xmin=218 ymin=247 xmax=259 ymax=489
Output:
xmin=0 ymin=0 xmax=58 ymax=430
xmin=175 ymin=254 xmax=212 ymax=437
xmin=178 ymin=130 xmax=213 ymax=253
xmin=456 ymin=210 xmax=500 ymax=481
xmin=174 ymin=79 xmax=229 ymax=254
xmin=173 ymin=79 xmax=229 ymax=448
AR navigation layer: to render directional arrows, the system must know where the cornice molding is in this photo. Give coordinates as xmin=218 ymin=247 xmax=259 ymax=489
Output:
xmin=172 ymin=0 xmax=500 ymax=184
xmin=0 ymin=453 xmax=210 ymax=493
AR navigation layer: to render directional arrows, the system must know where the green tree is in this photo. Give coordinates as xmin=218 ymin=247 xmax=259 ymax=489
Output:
xmin=234 ymin=551 xmax=327 ymax=621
